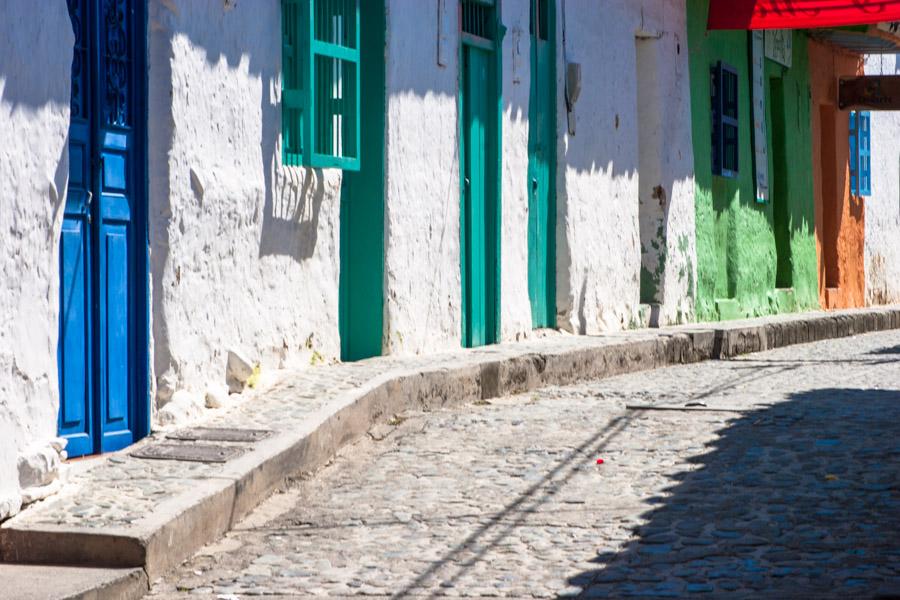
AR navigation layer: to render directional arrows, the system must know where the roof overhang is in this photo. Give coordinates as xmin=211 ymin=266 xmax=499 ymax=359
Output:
xmin=708 ymin=1 xmax=900 ymax=53
xmin=809 ymin=23 xmax=900 ymax=54
xmin=708 ymin=1 xmax=900 ymax=30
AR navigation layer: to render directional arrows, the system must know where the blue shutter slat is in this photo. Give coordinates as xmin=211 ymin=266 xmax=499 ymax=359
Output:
xmin=849 ymin=111 xmax=858 ymax=196
xmin=859 ymin=112 xmax=871 ymax=197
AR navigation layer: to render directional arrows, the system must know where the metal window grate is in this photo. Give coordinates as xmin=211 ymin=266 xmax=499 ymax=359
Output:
xmin=313 ymin=0 xmax=357 ymax=48
xmin=313 ymin=53 xmax=357 ymax=160
xmin=530 ymin=0 xmax=549 ymax=41
xmin=283 ymin=0 xmax=305 ymax=164
xmin=461 ymin=0 xmax=495 ymax=41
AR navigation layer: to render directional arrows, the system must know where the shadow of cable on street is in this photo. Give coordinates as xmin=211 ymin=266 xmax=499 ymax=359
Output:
xmin=563 ymin=388 xmax=900 ymax=598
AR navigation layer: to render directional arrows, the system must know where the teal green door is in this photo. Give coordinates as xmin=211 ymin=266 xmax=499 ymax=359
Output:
xmin=339 ymin=0 xmax=385 ymax=361
xmin=461 ymin=38 xmax=499 ymax=348
xmin=527 ymin=0 xmax=556 ymax=328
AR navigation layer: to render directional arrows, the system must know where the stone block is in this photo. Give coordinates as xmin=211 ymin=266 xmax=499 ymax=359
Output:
xmin=205 ymin=384 xmax=229 ymax=409
xmin=226 ymin=349 xmax=255 ymax=394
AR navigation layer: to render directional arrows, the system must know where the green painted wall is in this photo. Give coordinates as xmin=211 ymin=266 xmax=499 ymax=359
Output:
xmin=686 ymin=0 xmax=818 ymax=322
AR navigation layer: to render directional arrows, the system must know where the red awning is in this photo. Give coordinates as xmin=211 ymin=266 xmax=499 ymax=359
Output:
xmin=708 ymin=0 xmax=900 ymax=30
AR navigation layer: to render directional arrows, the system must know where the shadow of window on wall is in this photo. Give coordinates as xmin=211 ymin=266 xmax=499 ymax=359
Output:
xmin=258 ymin=165 xmax=327 ymax=262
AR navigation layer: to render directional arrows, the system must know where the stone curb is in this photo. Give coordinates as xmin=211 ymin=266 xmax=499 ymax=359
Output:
xmin=0 ymin=564 xmax=147 ymax=600
xmin=1 ymin=306 xmax=899 ymax=590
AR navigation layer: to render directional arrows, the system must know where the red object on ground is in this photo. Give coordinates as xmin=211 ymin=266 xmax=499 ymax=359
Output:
xmin=707 ymin=0 xmax=900 ymax=30
xmin=596 ymin=458 xmax=604 ymax=465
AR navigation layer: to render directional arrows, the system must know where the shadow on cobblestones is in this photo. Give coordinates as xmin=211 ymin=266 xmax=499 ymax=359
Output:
xmin=567 ymin=388 xmax=900 ymax=599
xmin=870 ymin=344 xmax=900 ymax=356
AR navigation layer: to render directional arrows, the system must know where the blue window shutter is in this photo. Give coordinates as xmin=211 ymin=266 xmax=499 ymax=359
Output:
xmin=849 ymin=111 xmax=858 ymax=195
xmin=859 ymin=111 xmax=871 ymax=197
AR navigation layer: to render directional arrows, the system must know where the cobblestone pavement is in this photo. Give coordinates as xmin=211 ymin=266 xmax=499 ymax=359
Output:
xmin=150 ymin=331 xmax=900 ymax=599
xmin=12 ymin=330 xmax=655 ymax=531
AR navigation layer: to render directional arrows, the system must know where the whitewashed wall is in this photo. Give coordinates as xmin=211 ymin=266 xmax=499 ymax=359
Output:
xmin=385 ymin=0 xmax=697 ymax=351
xmin=864 ymin=54 xmax=900 ymax=305
xmin=0 ymin=1 xmax=72 ymax=520
xmin=556 ymin=0 xmax=696 ymax=332
xmin=149 ymin=0 xmax=343 ymax=406
xmin=383 ymin=0 xmax=463 ymax=354
xmin=499 ymin=0 xmax=536 ymax=340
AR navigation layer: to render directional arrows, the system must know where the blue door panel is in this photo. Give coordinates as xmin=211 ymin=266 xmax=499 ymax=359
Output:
xmin=60 ymin=0 xmax=145 ymax=457
xmin=58 ymin=217 xmax=92 ymax=458
xmin=101 ymin=226 xmax=130 ymax=429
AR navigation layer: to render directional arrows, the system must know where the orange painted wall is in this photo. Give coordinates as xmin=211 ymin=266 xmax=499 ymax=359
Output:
xmin=808 ymin=40 xmax=866 ymax=309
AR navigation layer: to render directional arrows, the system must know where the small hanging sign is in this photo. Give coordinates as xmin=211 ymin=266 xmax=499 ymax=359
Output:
xmin=839 ymin=75 xmax=900 ymax=110
xmin=765 ymin=30 xmax=792 ymax=68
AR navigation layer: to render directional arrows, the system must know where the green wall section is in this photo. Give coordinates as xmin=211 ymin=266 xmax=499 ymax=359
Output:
xmin=687 ymin=0 xmax=818 ymax=322
xmin=339 ymin=0 xmax=386 ymax=361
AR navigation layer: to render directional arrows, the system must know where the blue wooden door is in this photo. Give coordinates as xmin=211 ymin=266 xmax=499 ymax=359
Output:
xmin=60 ymin=0 xmax=147 ymax=457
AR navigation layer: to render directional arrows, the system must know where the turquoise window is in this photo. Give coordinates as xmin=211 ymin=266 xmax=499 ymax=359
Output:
xmin=282 ymin=0 xmax=361 ymax=170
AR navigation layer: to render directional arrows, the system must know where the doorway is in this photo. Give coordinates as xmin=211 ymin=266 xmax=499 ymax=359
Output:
xmin=339 ymin=0 xmax=386 ymax=361
xmin=527 ymin=0 xmax=556 ymax=328
xmin=818 ymin=104 xmax=840 ymax=289
xmin=460 ymin=0 xmax=500 ymax=348
xmin=59 ymin=0 xmax=149 ymax=457
xmin=769 ymin=77 xmax=793 ymax=288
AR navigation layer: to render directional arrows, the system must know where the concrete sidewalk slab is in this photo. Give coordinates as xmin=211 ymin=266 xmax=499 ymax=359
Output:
xmin=1 ymin=307 xmax=898 ymax=583
xmin=0 ymin=564 xmax=146 ymax=600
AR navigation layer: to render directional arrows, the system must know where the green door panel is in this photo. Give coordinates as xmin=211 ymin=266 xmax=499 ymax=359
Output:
xmin=339 ymin=0 xmax=385 ymax=361
xmin=527 ymin=0 xmax=556 ymax=328
xmin=461 ymin=43 xmax=499 ymax=348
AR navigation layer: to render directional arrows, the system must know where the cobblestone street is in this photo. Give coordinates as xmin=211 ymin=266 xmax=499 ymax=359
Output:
xmin=150 ymin=331 xmax=900 ymax=599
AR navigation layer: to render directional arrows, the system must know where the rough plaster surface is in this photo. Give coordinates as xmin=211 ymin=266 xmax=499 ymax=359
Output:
xmin=148 ymin=0 xmax=343 ymax=405
xmin=499 ymin=0 xmax=535 ymax=341
xmin=864 ymin=54 xmax=900 ymax=305
xmin=0 ymin=1 xmax=73 ymax=520
xmin=556 ymin=0 xmax=696 ymax=333
xmin=809 ymin=41 xmax=865 ymax=310
xmin=383 ymin=0 xmax=463 ymax=355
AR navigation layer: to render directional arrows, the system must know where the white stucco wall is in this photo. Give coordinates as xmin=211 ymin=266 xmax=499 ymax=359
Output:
xmin=382 ymin=0 xmax=463 ymax=354
xmin=864 ymin=53 xmax=900 ymax=305
xmin=556 ymin=0 xmax=696 ymax=332
xmin=0 ymin=1 xmax=73 ymax=519
xmin=499 ymin=0 xmax=537 ymax=341
xmin=149 ymin=0 xmax=343 ymax=403
xmin=384 ymin=0 xmax=697 ymax=351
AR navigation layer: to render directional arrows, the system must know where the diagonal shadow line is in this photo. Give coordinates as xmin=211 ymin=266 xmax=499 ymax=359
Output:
xmin=675 ymin=362 xmax=802 ymax=404
xmin=390 ymin=415 xmax=633 ymax=600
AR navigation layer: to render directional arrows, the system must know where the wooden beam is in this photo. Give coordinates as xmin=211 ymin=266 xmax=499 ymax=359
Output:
xmin=839 ymin=75 xmax=900 ymax=110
